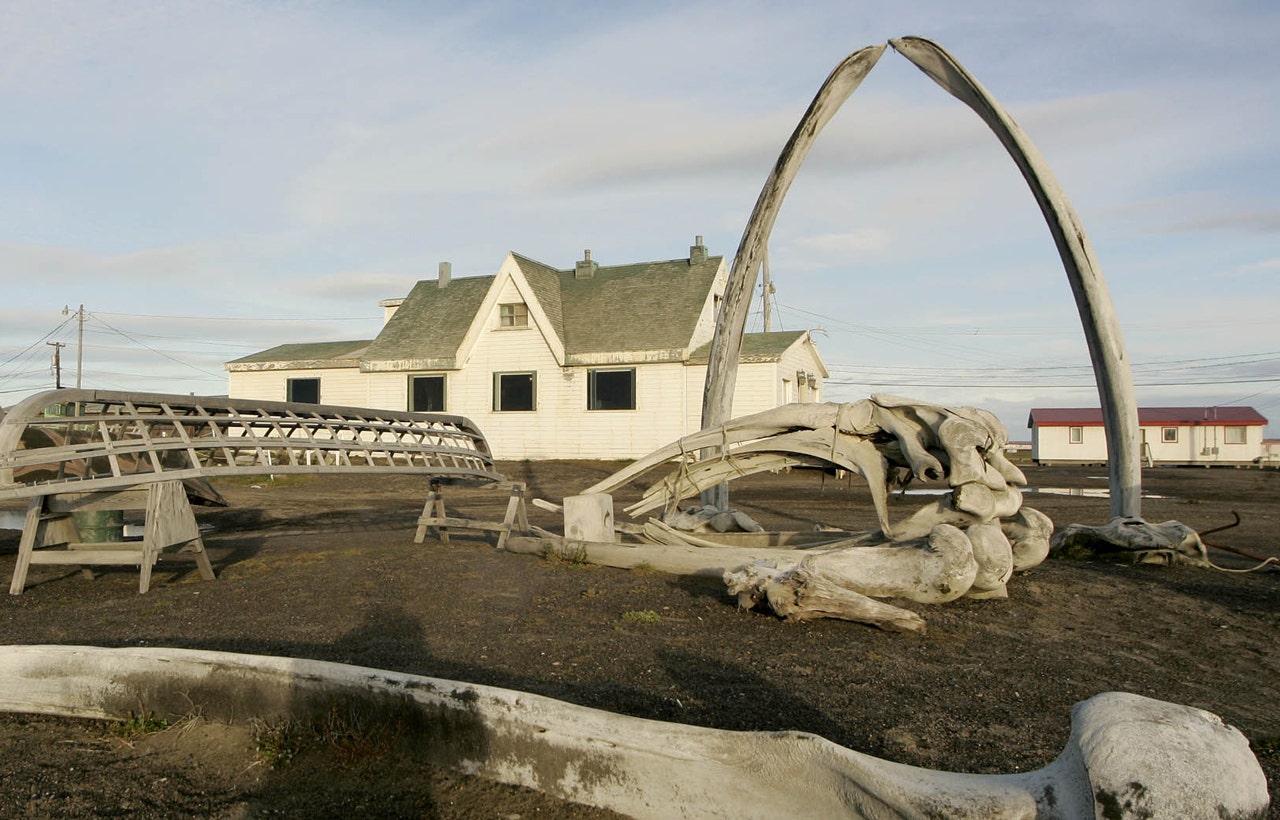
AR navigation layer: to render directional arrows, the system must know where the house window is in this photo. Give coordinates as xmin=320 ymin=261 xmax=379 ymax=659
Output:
xmin=1069 ymin=426 xmax=1083 ymax=444
xmin=588 ymin=368 xmax=636 ymax=410
xmin=1225 ymin=426 xmax=1247 ymax=445
xmin=409 ymin=375 xmax=445 ymax=412
xmin=1162 ymin=427 xmax=1179 ymax=443
xmin=499 ymin=303 xmax=529 ymax=328
xmin=286 ymin=377 xmax=320 ymax=404
xmin=494 ymin=372 xmax=536 ymax=411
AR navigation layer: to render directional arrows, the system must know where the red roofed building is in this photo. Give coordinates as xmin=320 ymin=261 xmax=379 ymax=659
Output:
xmin=1028 ymin=406 xmax=1268 ymax=466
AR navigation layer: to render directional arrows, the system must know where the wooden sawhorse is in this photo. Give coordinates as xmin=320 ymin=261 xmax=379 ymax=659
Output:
xmin=8 ymin=480 xmax=216 ymax=595
xmin=414 ymin=481 xmax=530 ymax=550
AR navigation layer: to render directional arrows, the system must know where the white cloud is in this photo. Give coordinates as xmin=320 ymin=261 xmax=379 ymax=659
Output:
xmin=789 ymin=229 xmax=891 ymax=262
xmin=0 ymin=242 xmax=207 ymax=283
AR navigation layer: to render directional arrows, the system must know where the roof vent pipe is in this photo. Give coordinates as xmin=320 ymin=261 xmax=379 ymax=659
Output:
xmin=438 ymin=261 xmax=451 ymax=288
xmin=575 ymin=249 xmax=598 ymax=280
xmin=689 ymin=234 xmax=708 ymax=265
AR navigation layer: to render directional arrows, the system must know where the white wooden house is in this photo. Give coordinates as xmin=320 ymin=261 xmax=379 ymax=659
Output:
xmin=225 ymin=239 xmax=828 ymax=460
xmin=1028 ymin=407 xmax=1268 ymax=466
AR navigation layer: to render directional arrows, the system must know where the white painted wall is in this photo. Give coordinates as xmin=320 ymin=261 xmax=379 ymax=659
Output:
xmin=1032 ymin=423 xmax=1265 ymax=464
xmin=226 ymin=271 xmax=834 ymax=461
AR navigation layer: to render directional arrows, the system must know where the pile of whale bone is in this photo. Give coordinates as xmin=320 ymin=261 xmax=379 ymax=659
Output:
xmin=519 ymin=396 xmax=1055 ymax=632
xmin=0 ymin=645 xmax=1267 ymax=818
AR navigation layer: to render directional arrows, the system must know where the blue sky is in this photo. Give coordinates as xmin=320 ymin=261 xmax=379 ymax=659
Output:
xmin=2 ymin=1 xmax=1277 ymax=438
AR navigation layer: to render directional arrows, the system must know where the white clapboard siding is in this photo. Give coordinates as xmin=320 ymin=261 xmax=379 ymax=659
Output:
xmin=228 ymin=367 xmax=371 ymax=407
xmin=1033 ymin=422 xmax=1265 ymax=465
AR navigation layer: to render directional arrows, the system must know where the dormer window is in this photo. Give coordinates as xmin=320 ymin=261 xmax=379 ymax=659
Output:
xmin=499 ymin=302 xmax=529 ymax=328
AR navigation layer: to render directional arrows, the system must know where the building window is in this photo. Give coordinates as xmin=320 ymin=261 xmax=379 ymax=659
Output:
xmin=588 ymin=368 xmax=636 ymax=410
xmin=499 ymin=303 xmax=529 ymax=328
xmin=409 ymin=375 xmax=445 ymax=412
xmin=1162 ymin=427 xmax=1179 ymax=443
xmin=1225 ymin=426 xmax=1247 ymax=445
xmin=494 ymin=372 xmax=536 ymax=411
xmin=286 ymin=377 xmax=320 ymax=404
xmin=1069 ymin=426 xmax=1083 ymax=444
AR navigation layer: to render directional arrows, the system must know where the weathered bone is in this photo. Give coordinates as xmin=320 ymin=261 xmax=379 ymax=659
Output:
xmin=700 ymin=37 xmax=1142 ymax=522
xmin=699 ymin=46 xmax=887 ymax=514
xmin=0 ymin=646 xmax=1267 ymax=819
xmin=574 ymin=396 xmax=1050 ymax=625
xmin=512 ymin=524 xmax=979 ymax=605
xmin=1051 ymin=517 xmax=1209 ymax=566
xmin=724 ymin=558 xmax=928 ymax=633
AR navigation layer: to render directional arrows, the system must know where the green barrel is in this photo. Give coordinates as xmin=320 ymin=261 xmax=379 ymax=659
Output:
xmin=72 ymin=510 xmax=125 ymax=543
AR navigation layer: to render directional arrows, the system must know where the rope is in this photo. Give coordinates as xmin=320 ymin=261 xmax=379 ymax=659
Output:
xmin=1207 ymin=556 xmax=1280 ymax=574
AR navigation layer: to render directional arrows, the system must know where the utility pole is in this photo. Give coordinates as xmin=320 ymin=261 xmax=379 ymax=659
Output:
xmin=760 ymin=246 xmax=775 ymax=332
xmin=47 ymin=342 xmax=65 ymax=389
xmin=62 ymin=304 xmax=85 ymax=387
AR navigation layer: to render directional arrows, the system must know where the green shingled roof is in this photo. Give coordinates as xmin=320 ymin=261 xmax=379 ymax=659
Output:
xmin=361 ymin=275 xmax=495 ymax=370
xmin=229 ymin=250 xmax=726 ymax=370
xmin=513 ymin=254 xmax=566 ymax=349
xmin=688 ymin=331 xmax=808 ymax=363
xmin=559 ymin=255 xmax=723 ymax=359
xmin=226 ymin=340 xmax=372 ymax=370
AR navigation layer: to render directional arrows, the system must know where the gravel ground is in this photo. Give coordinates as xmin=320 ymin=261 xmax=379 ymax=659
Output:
xmin=1 ymin=461 xmax=1277 ymax=818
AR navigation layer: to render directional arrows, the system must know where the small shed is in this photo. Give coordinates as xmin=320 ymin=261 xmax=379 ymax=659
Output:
xmin=1028 ymin=406 xmax=1268 ymax=466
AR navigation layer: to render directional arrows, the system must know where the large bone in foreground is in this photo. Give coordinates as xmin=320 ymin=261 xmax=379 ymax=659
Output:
xmin=0 ymin=646 xmax=1267 ymax=819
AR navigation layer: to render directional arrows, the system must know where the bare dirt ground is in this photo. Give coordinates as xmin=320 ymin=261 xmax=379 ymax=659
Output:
xmin=1 ymin=460 xmax=1277 ymax=818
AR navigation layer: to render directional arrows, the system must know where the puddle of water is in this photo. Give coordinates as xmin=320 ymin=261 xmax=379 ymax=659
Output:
xmin=0 ymin=510 xmax=25 ymax=530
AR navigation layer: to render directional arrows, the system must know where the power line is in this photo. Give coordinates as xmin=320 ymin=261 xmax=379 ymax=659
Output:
xmin=94 ymin=311 xmax=377 ymax=322
xmin=89 ymin=315 xmax=227 ymax=379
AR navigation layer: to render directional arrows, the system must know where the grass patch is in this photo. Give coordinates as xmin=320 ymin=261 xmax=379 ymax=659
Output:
xmin=542 ymin=541 xmax=589 ymax=567
xmin=620 ymin=609 xmax=662 ymax=625
xmin=110 ymin=711 xmax=170 ymax=739
xmin=252 ymin=700 xmax=410 ymax=769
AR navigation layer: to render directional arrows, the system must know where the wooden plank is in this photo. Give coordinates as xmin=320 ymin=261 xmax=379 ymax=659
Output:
xmin=417 ymin=516 xmax=515 ymax=532
xmin=64 ymin=541 xmax=142 ymax=551
xmin=29 ymin=550 xmax=143 ymax=566
xmin=8 ymin=498 xmax=44 ymax=595
xmin=496 ymin=484 xmax=526 ymax=551
xmin=46 ymin=490 xmax=150 ymax=513
xmin=146 ymin=480 xmax=200 ymax=549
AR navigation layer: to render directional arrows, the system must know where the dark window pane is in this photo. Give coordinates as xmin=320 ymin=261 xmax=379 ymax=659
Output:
xmin=589 ymin=369 xmax=635 ymax=410
xmin=287 ymin=378 xmax=320 ymax=404
xmin=411 ymin=376 xmax=445 ymax=412
xmin=497 ymin=373 xmax=535 ymax=411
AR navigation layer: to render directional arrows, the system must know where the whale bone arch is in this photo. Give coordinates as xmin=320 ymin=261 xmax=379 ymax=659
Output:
xmin=700 ymin=36 xmax=1141 ymax=519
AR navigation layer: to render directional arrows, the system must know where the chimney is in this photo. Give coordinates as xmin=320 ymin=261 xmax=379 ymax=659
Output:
xmin=438 ymin=261 xmax=451 ymax=288
xmin=689 ymin=234 xmax=707 ymax=265
xmin=575 ymin=249 xmax=598 ymax=280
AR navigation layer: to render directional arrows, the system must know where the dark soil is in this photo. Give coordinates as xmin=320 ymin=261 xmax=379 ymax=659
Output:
xmin=1 ymin=461 xmax=1277 ymax=818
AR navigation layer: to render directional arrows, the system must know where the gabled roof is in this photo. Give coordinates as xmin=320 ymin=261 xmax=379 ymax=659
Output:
xmin=226 ymin=340 xmax=372 ymax=371
xmin=229 ymin=248 xmax=726 ymax=370
xmin=512 ymin=254 xmax=566 ymax=349
xmin=557 ymin=255 xmax=724 ymax=360
xmin=361 ymin=275 xmax=495 ymax=370
xmin=688 ymin=331 xmax=811 ymax=364
xmin=1029 ymin=407 xmax=1268 ymax=428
